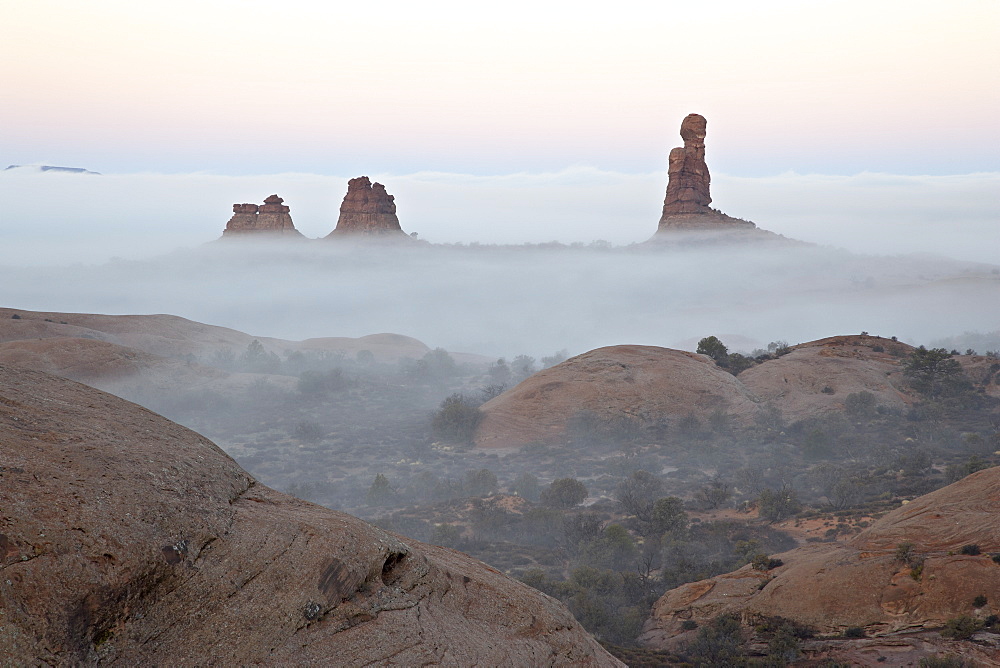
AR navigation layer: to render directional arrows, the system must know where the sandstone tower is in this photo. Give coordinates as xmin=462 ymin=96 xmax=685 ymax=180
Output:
xmin=222 ymin=195 xmax=303 ymax=237
xmin=326 ymin=177 xmax=407 ymax=238
xmin=656 ymin=114 xmax=755 ymax=231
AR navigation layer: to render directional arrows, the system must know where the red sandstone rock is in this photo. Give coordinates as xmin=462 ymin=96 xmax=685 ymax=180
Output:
xmin=640 ymin=467 xmax=1000 ymax=663
xmin=0 ymin=364 xmax=621 ymax=665
xmin=222 ymin=194 xmax=303 ymax=237
xmin=474 ymin=345 xmax=763 ymax=448
xmin=327 ymin=176 xmax=407 ymax=237
xmin=656 ymin=115 xmax=756 ymax=232
xmin=662 ymin=114 xmax=712 ymax=215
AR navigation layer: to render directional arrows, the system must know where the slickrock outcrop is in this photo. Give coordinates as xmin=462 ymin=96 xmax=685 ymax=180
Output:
xmin=739 ymin=335 xmax=917 ymax=421
xmin=327 ymin=176 xmax=408 ymax=237
xmin=222 ymin=194 xmax=303 ymax=237
xmin=0 ymin=364 xmax=621 ymax=666
xmin=474 ymin=345 xmax=763 ymax=449
xmin=640 ymin=467 xmax=1000 ymax=664
xmin=656 ymin=114 xmax=756 ymax=232
xmin=0 ymin=308 xmax=432 ymax=363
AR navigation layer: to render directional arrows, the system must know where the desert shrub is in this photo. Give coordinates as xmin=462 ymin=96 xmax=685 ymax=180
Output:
xmin=616 ymin=470 xmax=665 ymax=521
xmin=462 ymin=468 xmax=498 ymax=497
xmin=697 ymin=336 xmax=729 ymax=363
xmin=844 ymin=391 xmax=878 ymax=418
xmin=647 ymin=497 xmax=689 ymax=538
xmin=510 ymin=472 xmax=541 ymax=502
xmin=684 ymin=613 xmax=746 ymax=666
xmin=919 ymin=656 xmax=978 ymax=668
xmin=297 ymin=368 xmax=348 ymax=396
xmin=540 ymin=478 xmax=588 ymax=508
xmin=681 ymin=620 xmax=698 ymax=631
xmin=973 ymin=594 xmax=988 ymax=608
xmin=757 ymin=486 xmax=802 ymax=522
xmin=940 ymin=615 xmax=984 ymax=640
xmin=843 ymin=626 xmax=866 ymax=638
xmin=750 ymin=553 xmax=783 ymax=571
xmin=960 ymin=544 xmax=981 ymax=556
xmin=431 ymin=394 xmax=482 ymax=444
xmin=695 ymin=477 xmax=733 ymax=510
xmin=904 ymin=346 xmax=969 ymax=397
xmin=365 ymin=473 xmax=395 ymax=506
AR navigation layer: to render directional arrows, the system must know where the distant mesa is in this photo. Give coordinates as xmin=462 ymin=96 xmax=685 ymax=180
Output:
xmin=222 ymin=194 xmax=304 ymax=237
xmin=655 ymin=114 xmax=756 ymax=233
xmin=4 ymin=164 xmax=100 ymax=175
xmin=326 ymin=176 xmax=408 ymax=238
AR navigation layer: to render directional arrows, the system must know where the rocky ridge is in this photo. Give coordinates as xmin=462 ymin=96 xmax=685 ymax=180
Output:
xmin=474 ymin=335 xmax=997 ymax=449
xmin=0 ymin=363 xmax=621 ymax=665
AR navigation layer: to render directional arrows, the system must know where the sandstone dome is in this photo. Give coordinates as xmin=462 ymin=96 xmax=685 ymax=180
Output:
xmin=474 ymin=344 xmax=763 ymax=448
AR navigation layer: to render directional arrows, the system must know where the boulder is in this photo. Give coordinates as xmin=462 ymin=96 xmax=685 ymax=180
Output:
xmin=0 ymin=364 xmax=621 ymax=665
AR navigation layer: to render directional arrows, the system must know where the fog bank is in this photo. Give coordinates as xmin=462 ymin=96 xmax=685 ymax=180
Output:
xmin=2 ymin=239 xmax=996 ymax=359
xmin=1 ymin=167 xmax=998 ymax=264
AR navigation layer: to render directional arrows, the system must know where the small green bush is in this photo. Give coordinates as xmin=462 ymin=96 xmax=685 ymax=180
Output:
xmin=940 ymin=615 xmax=984 ymax=640
xmin=843 ymin=626 xmax=865 ymax=638
xmin=973 ymin=594 xmax=988 ymax=608
xmin=960 ymin=544 xmax=981 ymax=556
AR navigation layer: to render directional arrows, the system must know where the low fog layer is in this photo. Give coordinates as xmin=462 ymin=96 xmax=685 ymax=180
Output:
xmin=2 ymin=239 xmax=997 ymax=358
xmin=1 ymin=167 xmax=998 ymax=264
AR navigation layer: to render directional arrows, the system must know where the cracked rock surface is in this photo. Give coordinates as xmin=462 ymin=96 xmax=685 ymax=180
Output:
xmin=0 ymin=364 xmax=620 ymax=666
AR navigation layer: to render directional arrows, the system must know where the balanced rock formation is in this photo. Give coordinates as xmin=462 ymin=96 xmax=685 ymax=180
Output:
xmin=327 ymin=176 xmax=407 ymax=237
xmin=0 ymin=363 xmax=620 ymax=665
xmin=656 ymin=114 xmax=756 ymax=232
xmin=474 ymin=345 xmax=763 ymax=449
xmin=222 ymin=194 xmax=303 ymax=237
xmin=640 ymin=466 xmax=1000 ymax=664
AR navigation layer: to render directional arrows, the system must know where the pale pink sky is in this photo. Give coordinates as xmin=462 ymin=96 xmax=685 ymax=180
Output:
xmin=3 ymin=0 xmax=999 ymax=175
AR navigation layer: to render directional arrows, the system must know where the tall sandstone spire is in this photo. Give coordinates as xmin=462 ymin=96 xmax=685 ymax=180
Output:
xmin=656 ymin=114 xmax=754 ymax=232
xmin=326 ymin=176 xmax=408 ymax=238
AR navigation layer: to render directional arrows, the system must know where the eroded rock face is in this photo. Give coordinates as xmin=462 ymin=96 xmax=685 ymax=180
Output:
xmin=222 ymin=194 xmax=303 ymax=236
xmin=662 ymin=113 xmax=712 ymax=215
xmin=640 ymin=467 xmax=1000 ymax=663
xmin=327 ymin=176 xmax=407 ymax=237
xmin=0 ymin=364 xmax=620 ymax=666
xmin=656 ymin=114 xmax=755 ymax=232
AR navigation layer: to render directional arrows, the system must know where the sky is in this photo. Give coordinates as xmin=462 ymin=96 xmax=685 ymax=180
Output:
xmin=0 ymin=0 xmax=997 ymax=356
xmin=3 ymin=0 xmax=999 ymax=176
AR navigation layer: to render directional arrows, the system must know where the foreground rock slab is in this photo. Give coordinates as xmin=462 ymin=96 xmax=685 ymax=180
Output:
xmin=641 ymin=466 xmax=1000 ymax=664
xmin=0 ymin=364 xmax=620 ymax=666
